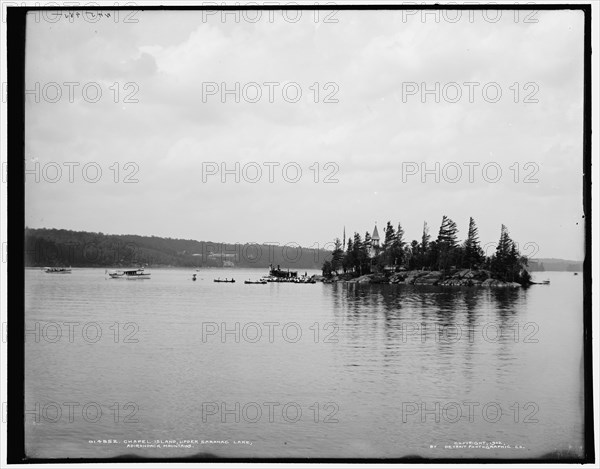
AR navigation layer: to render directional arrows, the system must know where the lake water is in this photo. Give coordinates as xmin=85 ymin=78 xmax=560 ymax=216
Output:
xmin=24 ymin=268 xmax=585 ymax=459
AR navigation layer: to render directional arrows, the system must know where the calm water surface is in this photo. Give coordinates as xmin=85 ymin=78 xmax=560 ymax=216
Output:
xmin=24 ymin=268 xmax=585 ymax=459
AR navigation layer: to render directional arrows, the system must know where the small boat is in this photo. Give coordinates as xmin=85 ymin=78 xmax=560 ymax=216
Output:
xmin=296 ymin=276 xmax=316 ymax=284
xmin=192 ymin=274 xmax=197 ymax=281
xmin=245 ymin=280 xmax=267 ymax=285
xmin=541 ymin=279 xmax=550 ymax=285
xmin=268 ymin=265 xmax=298 ymax=280
xmin=44 ymin=267 xmax=71 ymax=274
xmin=107 ymin=267 xmax=151 ymax=279
xmin=574 ymin=272 xmax=578 ymax=276
xmin=214 ymin=278 xmax=235 ymax=283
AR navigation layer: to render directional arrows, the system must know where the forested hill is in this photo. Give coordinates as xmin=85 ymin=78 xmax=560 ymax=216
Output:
xmin=24 ymin=228 xmax=331 ymax=270
xmin=527 ymin=258 xmax=584 ymax=272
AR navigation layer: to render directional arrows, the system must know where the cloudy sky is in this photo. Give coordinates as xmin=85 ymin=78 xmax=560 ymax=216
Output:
xmin=24 ymin=7 xmax=585 ymax=260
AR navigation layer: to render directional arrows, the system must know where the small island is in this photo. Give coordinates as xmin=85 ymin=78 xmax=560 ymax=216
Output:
xmin=321 ymin=216 xmax=532 ymax=288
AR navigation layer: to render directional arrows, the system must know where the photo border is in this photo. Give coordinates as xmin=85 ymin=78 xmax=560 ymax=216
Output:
xmin=5 ymin=3 xmax=594 ymax=464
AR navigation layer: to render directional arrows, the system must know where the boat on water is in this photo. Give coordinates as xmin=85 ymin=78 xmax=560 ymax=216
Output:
xmin=268 ymin=264 xmax=297 ymax=280
xmin=264 ymin=265 xmax=316 ymax=284
xmin=265 ymin=277 xmax=291 ymax=283
xmin=299 ymin=278 xmax=316 ymax=284
xmin=214 ymin=278 xmax=235 ymax=283
xmin=541 ymin=279 xmax=550 ymax=285
xmin=245 ymin=280 xmax=267 ymax=285
xmin=44 ymin=267 xmax=71 ymax=274
xmin=574 ymin=272 xmax=579 ymax=276
xmin=107 ymin=267 xmax=151 ymax=279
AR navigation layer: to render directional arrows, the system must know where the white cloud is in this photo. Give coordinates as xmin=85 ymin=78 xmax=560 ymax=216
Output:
xmin=24 ymin=9 xmax=585 ymax=259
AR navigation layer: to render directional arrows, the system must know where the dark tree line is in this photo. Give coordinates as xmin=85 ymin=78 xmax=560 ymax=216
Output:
xmin=24 ymin=228 xmax=330 ymax=269
xmin=323 ymin=216 xmax=531 ymax=284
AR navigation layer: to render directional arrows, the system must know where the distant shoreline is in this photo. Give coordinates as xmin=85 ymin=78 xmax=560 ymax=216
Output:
xmin=26 ymin=266 xmax=324 ymax=272
xmin=24 ymin=227 xmax=328 ymax=271
xmin=25 ymin=266 xmax=581 ymax=273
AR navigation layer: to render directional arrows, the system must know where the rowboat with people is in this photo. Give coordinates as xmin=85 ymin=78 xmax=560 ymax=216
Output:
xmin=44 ymin=267 xmax=71 ymax=274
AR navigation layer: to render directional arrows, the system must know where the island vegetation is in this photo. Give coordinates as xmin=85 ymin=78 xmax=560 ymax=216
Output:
xmin=321 ymin=216 xmax=533 ymax=287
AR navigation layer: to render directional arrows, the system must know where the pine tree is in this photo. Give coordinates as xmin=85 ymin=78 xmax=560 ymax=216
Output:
xmin=362 ymin=231 xmax=372 ymax=273
xmin=437 ymin=215 xmax=459 ymax=247
xmin=383 ymin=221 xmax=396 ymax=252
xmin=437 ymin=215 xmax=459 ymax=270
xmin=331 ymin=238 xmax=344 ymax=274
xmin=421 ymin=222 xmax=430 ymax=253
xmin=322 ymin=260 xmax=333 ymax=277
xmin=427 ymin=240 xmax=439 ymax=270
xmin=419 ymin=221 xmax=431 ymax=270
xmin=392 ymin=222 xmax=406 ymax=267
xmin=508 ymin=243 xmax=519 ymax=282
xmin=364 ymin=231 xmax=372 ymax=251
xmin=463 ymin=217 xmax=484 ymax=269
xmin=409 ymin=240 xmax=419 ymax=269
xmin=381 ymin=221 xmax=396 ymax=267
xmin=352 ymin=232 xmax=363 ymax=274
xmin=343 ymin=237 xmax=354 ymax=273
xmin=491 ymin=224 xmax=518 ymax=281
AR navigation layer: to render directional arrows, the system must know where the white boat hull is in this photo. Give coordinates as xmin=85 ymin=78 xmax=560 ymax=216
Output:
xmin=125 ymin=274 xmax=151 ymax=279
xmin=107 ymin=268 xmax=151 ymax=279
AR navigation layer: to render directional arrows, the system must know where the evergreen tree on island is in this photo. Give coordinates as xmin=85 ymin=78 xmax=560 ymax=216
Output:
xmin=436 ymin=215 xmax=459 ymax=271
xmin=407 ymin=240 xmax=419 ymax=270
xmin=490 ymin=224 xmax=530 ymax=284
xmin=330 ymin=238 xmax=344 ymax=274
xmin=393 ymin=223 xmax=406 ymax=266
xmin=381 ymin=221 xmax=396 ymax=267
xmin=352 ymin=232 xmax=363 ymax=274
xmin=420 ymin=222 xmax=432 ymax=269
xmin=421 ymin=222 xmax=430 ymax=255
xmin=463 ymin=217 xmax=485 ymax=269
xmin=362 ymin=231 xmax=372 ymax=273
xmin=342 ymin=237 xmax=354 ymax=273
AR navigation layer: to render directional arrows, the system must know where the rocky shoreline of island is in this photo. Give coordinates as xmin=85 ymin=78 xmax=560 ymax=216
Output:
xmin=316 ymin=268 xmax=525 ymax=288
